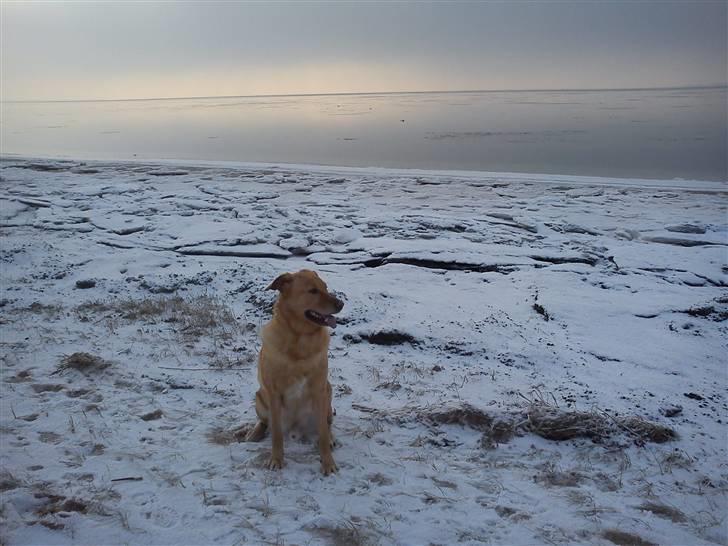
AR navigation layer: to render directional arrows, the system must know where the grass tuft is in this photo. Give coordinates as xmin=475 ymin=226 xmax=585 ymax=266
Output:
xmin=76 ymin=295 xmax=239 ymax=342
xmin=636 ymin=501 xmax=687 ymax=523
xmin=58 ymin=352 xmax=110 ymax=373
xmin=206 ymin=425 xmax=251 ymax=445
xmin=602 ymin=529 xmax=657 ymax=546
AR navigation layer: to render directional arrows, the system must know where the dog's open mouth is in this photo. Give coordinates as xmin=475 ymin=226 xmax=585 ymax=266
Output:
xmin=305 ymin=310 xmax=337 ymax=328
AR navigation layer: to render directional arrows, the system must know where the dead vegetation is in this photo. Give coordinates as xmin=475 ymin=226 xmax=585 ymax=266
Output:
xmin=57 ymin=352 xmax=110 ymax=374
xmin=308 ymin=520 xmax=379 ymax=546
xmin=360 ymin=401 xmax=676 ymax=447
xmin=636 ymin=501 xmax=687 ymax=523
xmin=494 ymin=505 xmax=531 ymax=522
xmin=140 ymin=409 xmax=163 ymax=421
xmin=358 ymin=330 xmax=418 ymax=346
xmin=4 ymin=369 xmax=32 ymax=383
xmin=20 ymin=302 xmax=63 ymax=317
xmin=681 ymin=304 xmax=728 ymax=322
xmin=526 ymin=404 xmax=676 ymax=444
xmin=0 ymin=470 xmax=21 ymax=492
xmin=535 ymin=465 xmax=584 ymax=487
xmin=36 ymin=497 xmax=89 ymax=517
xmin=76 ymin=294 xmax=240 ymax=341
xmin=28 ymin=483 xmax=119 ymax=531
xmin=619 ymin=416 xmax=676 ymax=444
xmin=206 ymin=424 xmax=251 ymax=445
xmin=602 ymin=529 xmax=657 ymax=546
xmin=423 ymin=403 xmax=493 ymax=431
xmin=30 ymin=383 xmax=64 ymax=394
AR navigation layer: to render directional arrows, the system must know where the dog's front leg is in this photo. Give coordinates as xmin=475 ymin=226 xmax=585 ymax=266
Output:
xmin=266 ymin=393 xmax=284 ymax=470
xmin=315 ymin=382 xmax=337 ymax=475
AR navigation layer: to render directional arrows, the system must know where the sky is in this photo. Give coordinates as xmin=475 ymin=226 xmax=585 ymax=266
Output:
xmin=1 ymin=1 xmax=726 ymax=101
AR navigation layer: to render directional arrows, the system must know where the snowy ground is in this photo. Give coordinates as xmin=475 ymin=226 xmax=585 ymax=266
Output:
xmin=0 ymin=157 xmax=726 ymax=546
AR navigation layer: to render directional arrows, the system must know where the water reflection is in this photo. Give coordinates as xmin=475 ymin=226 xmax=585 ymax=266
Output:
xmin=2 ymin=87 xmax=726 ymax=180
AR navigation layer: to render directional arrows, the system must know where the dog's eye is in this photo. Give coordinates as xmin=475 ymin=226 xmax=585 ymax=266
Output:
xmin=309 ymin=288 xmax=319 ymax=294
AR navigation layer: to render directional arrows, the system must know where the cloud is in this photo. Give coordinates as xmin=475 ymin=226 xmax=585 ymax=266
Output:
xmin=2 ymin=1 xmax=725 ymax=101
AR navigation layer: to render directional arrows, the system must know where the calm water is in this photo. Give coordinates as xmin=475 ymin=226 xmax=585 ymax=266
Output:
xmin=1 ymin=87 xmax=726 ymax=180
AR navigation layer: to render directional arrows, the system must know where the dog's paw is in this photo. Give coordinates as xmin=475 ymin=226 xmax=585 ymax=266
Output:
xmin=265 ymin=455 xmax=284 ymax=470
xmin=320 ymin=456 xmax=338 ymax=476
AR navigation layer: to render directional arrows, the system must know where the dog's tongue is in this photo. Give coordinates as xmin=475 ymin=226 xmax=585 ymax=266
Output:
xmin=324 ymin=315 xmax=337 ymax=328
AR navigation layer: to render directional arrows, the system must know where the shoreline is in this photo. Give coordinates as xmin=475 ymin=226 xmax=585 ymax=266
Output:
xmin=2 ymin=153 xmax=726 ymax=191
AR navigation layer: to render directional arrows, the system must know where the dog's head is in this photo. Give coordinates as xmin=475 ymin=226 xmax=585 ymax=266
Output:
xmin=267 ymin=269 xmax=344 ymax=329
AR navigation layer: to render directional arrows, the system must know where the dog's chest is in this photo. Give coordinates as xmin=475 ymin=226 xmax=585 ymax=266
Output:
xmin=282 ymin=376 xmax=315 ymax=432
xmin=284 ymin=377 xmax=308 ymax=404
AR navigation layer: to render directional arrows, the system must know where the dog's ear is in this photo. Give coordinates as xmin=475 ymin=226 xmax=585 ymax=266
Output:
xmin=267 ymin=273 xmax=293 ymax=292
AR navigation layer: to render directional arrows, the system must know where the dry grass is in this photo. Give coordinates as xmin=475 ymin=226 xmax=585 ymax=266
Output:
xmin=0 ymin=470 xmax=21 ymax=492
xmin=526 ymin=405 xmax=607 ymax=441
xmin=309 ymin=520 xmax=379 ymax=546
xmin=422 ymin=403 xmax=493 ymax=431
xmin=619 ymin=416 xmax=676 ymax=444
xmin=526 ymin=404 xmax=676 ymax=444
xmin=660 ymin=449 xmax=694 ymax=471
xmin=57 ymin=352 xmax=110 ymax=374
xmin=364 ymin=402 xmax=676 ymax=447
xmin=24 ymin=302 xmax=63 ymax=316
xmin=206 ymin=424 xmax=251 ymax=445
xmin=30 ymin=482 xmax=118 ymax=530
xmin=139 ymin=409 xmax=163 ymax=421
xmin=36 ymin=498 xmax=89 ymax=517
xmin=208 ymin=353 xmax=255 ymax=369
xmin=30 ymin=384 xmax=64 ymax=393
xmin=535 ymin=467 xmax=583 ymax=487
xmin=118 ymin=295 xmax=236 ymax=336
xmin=76 ymin=294 xmax=240 ymax=342
xmin=423 ymin=404 xmax=518 ymax=447
xmin=3 ymin=369 xmax=32 ymax=383
xmin=636 ymin=501 xmax=687 ymax=523
xmin=602 ymin=529 xmax=657 ymax=546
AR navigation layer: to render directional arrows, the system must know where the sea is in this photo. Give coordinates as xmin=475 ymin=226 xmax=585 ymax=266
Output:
xmin=1 ymin=86 xmax=726 ymax=181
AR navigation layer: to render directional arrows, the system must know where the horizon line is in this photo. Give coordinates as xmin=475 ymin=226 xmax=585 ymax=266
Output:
xmin=3 ymin=83 xmax=726 ymax=104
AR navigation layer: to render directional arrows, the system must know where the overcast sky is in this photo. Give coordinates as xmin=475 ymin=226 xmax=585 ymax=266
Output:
xmin=1 ymin=1 xmax=726 ymax=101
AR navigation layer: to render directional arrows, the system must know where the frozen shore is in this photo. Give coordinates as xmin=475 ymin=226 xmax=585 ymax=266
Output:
xmin=1 ymin=157 xmax=726 ymax=545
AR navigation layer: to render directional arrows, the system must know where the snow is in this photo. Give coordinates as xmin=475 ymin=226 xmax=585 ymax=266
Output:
xmin=0 ymin=157 xmax=726 ymax=546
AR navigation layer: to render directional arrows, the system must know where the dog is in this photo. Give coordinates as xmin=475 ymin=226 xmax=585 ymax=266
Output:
xmin=246 ymin=269 xmax=344 ymax=475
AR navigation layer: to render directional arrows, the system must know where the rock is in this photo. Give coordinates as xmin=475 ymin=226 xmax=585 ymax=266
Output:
xmin=148 ymin=170 xmax=188 ymax=177
xmin=562 ymin=223 xmax=599 ymax=235
xmin=360 ymin=330 xmax=418 ymax=346
xmin=75 ymin=279 xmax=96 ymax=289
xmin=666 ymin=224 xmax=706 ymax=234
xmin=532 ymin=303 xmax=551 ymax=321
xmin=645 ymin=236 xmax=720 ymax=247
xmin=660 ymin=405 xmax=683 ymax=418
xmin=140 ymin=279 xmax=179 ymax=294
xmin=140 ymin=409 xmax=163 ymax=421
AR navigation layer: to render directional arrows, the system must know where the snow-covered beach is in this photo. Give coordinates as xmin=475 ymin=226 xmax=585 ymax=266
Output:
xmin=1 ymin=157 xmax=726 ymax=545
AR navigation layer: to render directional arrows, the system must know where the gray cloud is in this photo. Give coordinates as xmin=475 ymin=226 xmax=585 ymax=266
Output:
xmin=2 ymin=1 xmax=726 ymax=100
